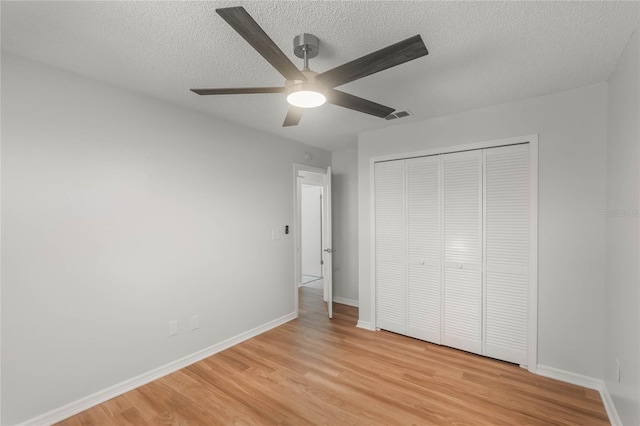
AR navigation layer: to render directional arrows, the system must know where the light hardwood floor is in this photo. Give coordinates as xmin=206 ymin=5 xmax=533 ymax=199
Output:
xmin=57 ymin=287 xmax=609 ymax=425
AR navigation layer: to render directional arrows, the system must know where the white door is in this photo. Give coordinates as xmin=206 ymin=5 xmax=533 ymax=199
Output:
xmin=323 ymin=167 xmax=333 ymax=319
xmin=374 ymin=160 xmax=407 ymax=334
xmin=442 ymin=150 xmax=483 ymax=355
xmin=406 ymin=156 xmax=442 ymax=343
xmin=482 ymin=145 xmax=530 ymax=365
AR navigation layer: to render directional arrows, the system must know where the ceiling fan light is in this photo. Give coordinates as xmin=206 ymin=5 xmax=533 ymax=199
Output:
xmin=286 ymin=83 xmax=327 ymax=108
xmin=287 ymin=89 xmax=326 ymax=108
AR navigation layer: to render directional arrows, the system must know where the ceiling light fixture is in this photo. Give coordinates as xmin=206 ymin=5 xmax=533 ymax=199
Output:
xmin=191 ymin=10 xmax=429 ymax=127
xmin=286 ymin=82 xmax=326 ymax=108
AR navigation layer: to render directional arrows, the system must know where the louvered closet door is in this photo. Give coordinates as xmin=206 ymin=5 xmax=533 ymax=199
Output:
xmin=375 ymin=160 xmax=406 ymax=334
xmin=483 ymin=145 xmax=529 ymax=365
xmin=442 ymin=150 xmax=483 ymax=354
xmin=406 ymin=156 xmax=441 ymax=343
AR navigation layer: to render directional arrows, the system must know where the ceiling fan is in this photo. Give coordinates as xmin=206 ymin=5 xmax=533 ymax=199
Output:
xmin=191 ymin=6 xmax=429 ymax=127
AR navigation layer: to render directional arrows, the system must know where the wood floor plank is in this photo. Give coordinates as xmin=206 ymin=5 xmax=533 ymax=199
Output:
xmin=56 ymin=286 xmax=609 ymax=425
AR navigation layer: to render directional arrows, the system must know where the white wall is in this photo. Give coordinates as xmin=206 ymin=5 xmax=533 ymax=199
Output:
xmin=0 ymin=54 xmax=331 ymax=426
xmin=331 ymin=149 xmax=359 ymax=305
xmin=358 ymin=84 xmax=608 ymax=379
xmin=605 ymin=28 xmax=640 ymax=425
xmin=301 ymin=184 xmax=322 ymax=278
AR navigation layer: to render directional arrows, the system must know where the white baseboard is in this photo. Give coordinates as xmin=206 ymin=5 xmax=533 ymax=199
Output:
xmin=600 ymin=384 xmax=623 ymax=426
xmin=536 ymin=364 xmax=602 ymax=390
xmin=18 ymin=312 xmax=297 ymax=426
xmin=536 ymin=364 xmax=620 ymax=426
xmin=333 ymin=296 xmax=359 ymax=307
xmin=356 ymin=320 xmax=374 ymax=330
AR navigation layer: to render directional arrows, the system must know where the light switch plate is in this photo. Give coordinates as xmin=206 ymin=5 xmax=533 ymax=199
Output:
xmin=190 ymin=315 xmax=200 ymax=330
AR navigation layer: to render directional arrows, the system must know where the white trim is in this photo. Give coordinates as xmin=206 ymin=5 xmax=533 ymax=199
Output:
xmin=294 ymin=164 xmax=328 ymax=176
xmin=0 ymin=101 xmax=3 ymax=426
xmin=298 ymin=170 xmax=325 ymax=186
xmin=527 ymin=136 xmax=539 ymax=372
xmin=323 ymin=167 xmax=333 ymax=319
xmin=600 ymin=384 xmax=623 ymax=426
xmin=17 ymin=312 xmax=297 ymax=426
xmin=356 ymin=320 xmax=374 ymax=330
xmin=333 ymin=296 xmax=359 ymax=307
xmin=370 ymin=134 xmax=538 ymax=164
xmin=536 ymin=364 xmax=602 ymax=390
xmin=368 ymin=161 xmax=377 ymax=330
xmin=536 ymin=364 xmax=621 ymax=426
xmin=294 ymin=169 xmax=301 ymax=316
xmin=438 ymin=155 xmax=445 ymax=343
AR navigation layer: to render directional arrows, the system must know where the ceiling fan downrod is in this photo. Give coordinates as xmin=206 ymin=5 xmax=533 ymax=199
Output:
xmin=293 ymin=33 xmax=320 ymax=70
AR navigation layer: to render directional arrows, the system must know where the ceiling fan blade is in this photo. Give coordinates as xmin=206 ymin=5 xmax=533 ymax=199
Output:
xmin=216 ymin=7 xmax=306 ymax=82
xmin=190 ymin=87 xmax=285 ymax=95
xmin=316 ymin=35 xmax=428 ymax=88
xmin=283 ymin=106 xmax=304 ymax=127
xmin=326 ymin=89 xmax=395 ymax=118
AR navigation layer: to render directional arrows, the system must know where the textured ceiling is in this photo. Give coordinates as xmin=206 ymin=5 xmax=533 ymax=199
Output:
xmin=2 ymin=1 xmax=638 ymax=151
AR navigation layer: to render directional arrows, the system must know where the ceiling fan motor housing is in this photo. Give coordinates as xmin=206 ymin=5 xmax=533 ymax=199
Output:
xmin=293 ymin=33 xmax=320 ymax=60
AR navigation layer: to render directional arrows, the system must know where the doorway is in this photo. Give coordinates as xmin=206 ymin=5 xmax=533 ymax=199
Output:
xmin=301 ymin=184 xmax=323 ymax=288
xmin=294 ymin=164 xmax=333 ymax=319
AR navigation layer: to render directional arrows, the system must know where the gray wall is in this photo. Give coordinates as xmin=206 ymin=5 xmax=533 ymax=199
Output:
xmin=1 ymin=54 xmax=331 ymax=425
xmin=358 ymin=84 xmax=608 ymax=380
xmin=605 ymin=29 xmax=640 ymax=425
xmin=331 ymin=149 xmax=359 ymax=305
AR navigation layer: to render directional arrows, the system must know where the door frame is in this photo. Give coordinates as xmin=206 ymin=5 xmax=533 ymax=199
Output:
xmin=368 ymin=134 xmax=538 ymax=372
xmin=293 ymin=163 xmax=331 ymax=318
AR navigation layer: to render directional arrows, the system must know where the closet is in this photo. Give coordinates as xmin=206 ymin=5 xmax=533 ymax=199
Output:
xmin=374 ymin=143 xmax=531 ymax=365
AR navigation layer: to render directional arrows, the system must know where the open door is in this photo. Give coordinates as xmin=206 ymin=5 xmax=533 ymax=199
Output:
xmin=323 ymin=167 xmax=333 ymax=319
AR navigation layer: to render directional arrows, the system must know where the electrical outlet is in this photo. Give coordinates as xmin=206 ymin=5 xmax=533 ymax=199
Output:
xmin=190 ymin=315 xmax=200 ymax=330
xmin=169 ymin=320 xmax=178 ymax=336
xmin=616 ymin=359 xmax=621 ymax=382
